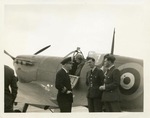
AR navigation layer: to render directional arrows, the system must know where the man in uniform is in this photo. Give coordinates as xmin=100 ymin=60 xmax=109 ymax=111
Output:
xmin=4 ymin=65 xmax=18 ymax=112
xmin=86 ymin=57 xmax=104 ymax=112
xmin=55 ymin=57 xmax=74 ymax=112
xmin=99 ymin=55 xmax=121 ymax=112
xmin=74 ymin=54 xmax=85 ymax=76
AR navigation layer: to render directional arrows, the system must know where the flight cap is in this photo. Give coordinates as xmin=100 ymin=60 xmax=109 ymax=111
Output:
xmin=61 ymin=57 xmax=74 ymax=65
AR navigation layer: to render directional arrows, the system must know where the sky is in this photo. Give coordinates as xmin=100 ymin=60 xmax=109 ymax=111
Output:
xmin=1 ymin=0 xmax=150 ymax=68
xmin=1 ymin=0 xmax=150 ymax=117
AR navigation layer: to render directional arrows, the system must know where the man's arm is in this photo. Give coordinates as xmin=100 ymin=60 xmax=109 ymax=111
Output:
xmin=105 ymin=69 xmax=120 ymax=91
xmin=10 ymin=75 xmax=18 ymax=101
xmin=99 ymin=69 xmax=120 ymax=91
xmin=55 ymin=72 xmax=67 ymax=93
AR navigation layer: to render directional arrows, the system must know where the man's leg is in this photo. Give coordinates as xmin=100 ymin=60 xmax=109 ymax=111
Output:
xmin=93 ymin=98 xmax=102 ymax=112
xmin=4 ymin=95 xmax=13 ymax=112
xmin=88 ymin=98 xmax=94 ymax=112
xmin=58 ymin=101 xmax=72 ymax=112
xmin=103 ymin=102 xmax=112 ymax=112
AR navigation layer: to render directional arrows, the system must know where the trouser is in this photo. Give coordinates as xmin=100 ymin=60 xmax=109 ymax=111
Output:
xmin=58 ymin=101 xmax=72 ymax=112
xmin=4 ymin=94 xmax=14 ymax=112
xmin=88 ymin=98 xmax=102 ymax=112
xmin=103 ymin=101 xmax=121 ymax=112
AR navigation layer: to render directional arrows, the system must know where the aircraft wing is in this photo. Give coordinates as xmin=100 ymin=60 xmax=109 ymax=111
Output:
xmin=15 ymin=81 xmax=58 ymax=108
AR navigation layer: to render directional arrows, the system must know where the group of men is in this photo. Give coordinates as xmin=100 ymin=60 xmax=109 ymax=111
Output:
xmin=55 ymin=54 xmax=121 ymax=112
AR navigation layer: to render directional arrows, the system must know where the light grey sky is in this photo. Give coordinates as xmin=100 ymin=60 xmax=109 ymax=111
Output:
xmin=1 ymin=0 xmax=150 ymax=117
xmin=1 ymin=0 xmax=150 ymax=68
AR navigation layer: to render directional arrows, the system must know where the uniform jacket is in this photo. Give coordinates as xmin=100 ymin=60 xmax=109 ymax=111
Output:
xmin=86 ymin=67 xmax=104 ymax=98
xmin=4 ymin=65 xmax=18 ymax=102
xmin=4 ymin=65 xmax=18 ymax=112
xmin=75 ymin=60 xmax=85 ymax=76
xmin=55 ymin=68 xmax=73 ymax=103
xmin=101 ymin=66 xmax=120 ymax=102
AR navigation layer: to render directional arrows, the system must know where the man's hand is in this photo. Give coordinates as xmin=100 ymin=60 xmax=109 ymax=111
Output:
xmin=99 ymin=84 xmax=105 ymax=90
xmin=66 ymin=90 xmax=72 ymax=94
xmin=61 ymin=87 xmax=67 ymax=93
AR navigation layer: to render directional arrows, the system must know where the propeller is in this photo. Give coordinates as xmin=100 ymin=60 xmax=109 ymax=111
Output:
xmin=34 ymin=45 xmax=51 ymax=55
xmin=4 ymin=45 xmax=51 ymax=60
xmin=4 ymin=50 xmax=15 ymax=60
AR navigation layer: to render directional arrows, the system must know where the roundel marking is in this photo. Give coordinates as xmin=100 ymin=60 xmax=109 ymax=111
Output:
xmin=118 ymin=62 xmax=143 ymax=101
xmin=120 ymin=72 xmax=135 ymax=90
xmin=119 ymin=68 xmax=140 ymax=95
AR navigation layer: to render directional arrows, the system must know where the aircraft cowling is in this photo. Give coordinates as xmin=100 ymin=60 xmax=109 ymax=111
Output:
xmin=13 ymin=56 xmax=38 ymax=83
xmin=13 ymin=55 xmax=62 ymax=83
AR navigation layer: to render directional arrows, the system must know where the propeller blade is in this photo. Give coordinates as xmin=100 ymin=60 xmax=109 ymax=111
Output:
xmin=34 ymin=45 xmax=51 ymax=55
xmin=4 ymin=50 xmax=15 ymax=60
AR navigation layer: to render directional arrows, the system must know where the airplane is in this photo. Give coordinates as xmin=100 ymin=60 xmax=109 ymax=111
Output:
xmin=4 ymin=29 xmax=143 ymax=112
